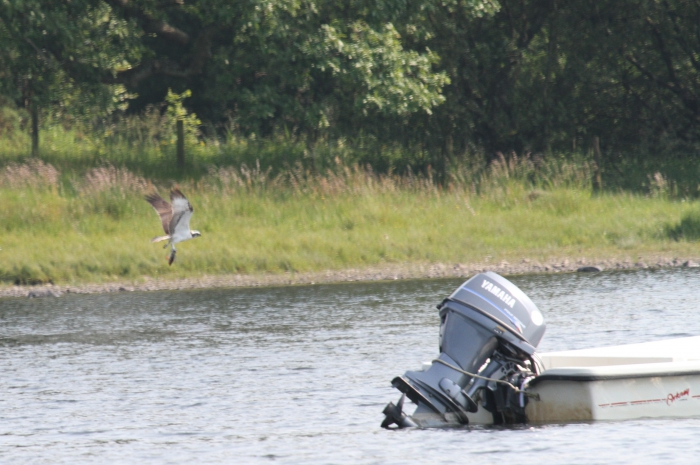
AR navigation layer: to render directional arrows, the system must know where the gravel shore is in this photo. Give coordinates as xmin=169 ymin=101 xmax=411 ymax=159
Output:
xmin=3 ymin=254 xmax=699 ymax=299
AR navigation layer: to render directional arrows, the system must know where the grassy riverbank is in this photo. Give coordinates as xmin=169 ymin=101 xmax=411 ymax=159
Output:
xmin=2 ymin=152 xmax=700 ymax=287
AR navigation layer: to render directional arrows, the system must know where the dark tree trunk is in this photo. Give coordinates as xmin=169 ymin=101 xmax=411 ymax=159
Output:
xmin=31 ymin=103 xmax=39 ymax=157
xmin=592 ymin=136 xmax=602 ymax=192
xmin=176 ymin=119 xmax=185 ymax=169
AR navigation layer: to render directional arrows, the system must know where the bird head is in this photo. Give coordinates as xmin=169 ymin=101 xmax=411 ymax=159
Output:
xmin=191 ymin=230 xmax=202 ymax=238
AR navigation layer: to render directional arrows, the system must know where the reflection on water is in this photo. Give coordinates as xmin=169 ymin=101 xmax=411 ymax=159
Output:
xmin=2 ymin=269 xmax=700 ymax=464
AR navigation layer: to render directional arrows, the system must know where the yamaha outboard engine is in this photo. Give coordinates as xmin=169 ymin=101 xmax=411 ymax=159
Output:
xmin=382 ymin=272 xmax=546 ymax=428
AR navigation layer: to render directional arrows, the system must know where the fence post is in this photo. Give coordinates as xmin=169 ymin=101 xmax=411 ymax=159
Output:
xmin=592 ymin=136 xmax=602 ymax=192
xmin=176 ymin=119 xmax=185 ymax=169
xmin=31 ymin=103 xmax=39 ymax=157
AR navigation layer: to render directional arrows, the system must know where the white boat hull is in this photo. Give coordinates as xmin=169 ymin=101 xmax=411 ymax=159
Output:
xmin=526 ymin=362 xmax=700 ymax=422
xmin=438 ymin=336 xmax=700 ymax=425
xmin=524 ymin=336 xmax=700 ymax=423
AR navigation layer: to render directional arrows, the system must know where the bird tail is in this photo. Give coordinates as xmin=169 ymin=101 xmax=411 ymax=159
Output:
xmin=151 ymin=235 xmax=170 ymax=243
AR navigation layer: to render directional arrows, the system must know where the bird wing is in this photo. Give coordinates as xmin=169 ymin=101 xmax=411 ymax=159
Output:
xmin=169 ymin=188 xmax=194 ymax=238
xmin=145 ymin=192 xmax=173 ymax=235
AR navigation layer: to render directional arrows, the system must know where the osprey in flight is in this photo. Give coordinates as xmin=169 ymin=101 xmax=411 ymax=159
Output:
xmin=145 ymin=188 xmax=201 ymax=265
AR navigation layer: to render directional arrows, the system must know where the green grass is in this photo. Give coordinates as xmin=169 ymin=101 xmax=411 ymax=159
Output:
xmin=2 ymin=126 xmax=700 ymax=285
xmin=1 ymin=166 xmax=700 ymax=285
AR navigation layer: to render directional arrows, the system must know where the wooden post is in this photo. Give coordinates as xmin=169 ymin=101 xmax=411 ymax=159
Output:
xmin=592 ymin=136 xmax=602 ymax=192
xmin=31 ymin=103 xmax=39 ymax=157
xmin=176 ymin=119 xmax=185 ymax=169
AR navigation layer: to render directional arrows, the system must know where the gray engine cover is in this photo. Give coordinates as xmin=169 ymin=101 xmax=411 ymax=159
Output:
xmin=448 ymin=271 xmax=546 ymax=347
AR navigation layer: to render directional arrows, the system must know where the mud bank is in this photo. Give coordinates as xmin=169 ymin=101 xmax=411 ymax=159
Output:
xmin=2 ymin=254 xmax=699 ymax=299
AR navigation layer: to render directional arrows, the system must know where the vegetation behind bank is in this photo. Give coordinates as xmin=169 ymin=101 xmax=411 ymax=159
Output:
xmin=2 ymin=139 xmax=700 ymax=285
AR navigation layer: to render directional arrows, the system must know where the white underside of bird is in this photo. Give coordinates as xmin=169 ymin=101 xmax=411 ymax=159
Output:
xmin=151 ymin=229 xmax=198 ymax=263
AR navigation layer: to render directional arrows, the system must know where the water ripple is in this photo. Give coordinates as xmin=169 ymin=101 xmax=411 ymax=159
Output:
xmin=2 ymin=270 xmax=700 ymax=463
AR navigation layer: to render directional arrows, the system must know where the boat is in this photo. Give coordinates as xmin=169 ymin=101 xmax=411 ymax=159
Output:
xmin=381 ymin=271 xmax=700 ymax=427
xmin=527 ymin=336 xmax=700 ymax=423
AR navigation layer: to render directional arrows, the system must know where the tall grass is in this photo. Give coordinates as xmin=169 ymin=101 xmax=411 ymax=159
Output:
xmin=1 ymin=150 xmax=700 ymax=285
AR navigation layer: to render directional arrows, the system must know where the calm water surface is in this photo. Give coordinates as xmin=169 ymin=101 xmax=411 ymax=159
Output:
xmin=2 ymin=269 xmax=700 ymax=464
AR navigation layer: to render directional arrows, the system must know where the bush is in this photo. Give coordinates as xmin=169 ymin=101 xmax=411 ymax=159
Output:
xmin=666 ymin=211 xmax=700 ymax=241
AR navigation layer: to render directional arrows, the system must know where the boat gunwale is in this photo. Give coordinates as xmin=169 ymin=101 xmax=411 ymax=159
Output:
xmin=530 ymin=368 xmax=700 ymax=385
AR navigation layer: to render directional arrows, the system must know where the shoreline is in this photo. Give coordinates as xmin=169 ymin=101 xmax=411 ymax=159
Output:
xmin=3 ymin=254 xmax=699 ymax=298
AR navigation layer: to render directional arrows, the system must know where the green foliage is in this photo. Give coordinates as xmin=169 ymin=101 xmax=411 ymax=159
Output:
xmin=666 ymin=211 xmax=700 ymax=241
xmin=0 ymin=0 xmax=140 ymax=118
xmin=165 ymin=89 xmax=201 ymax=142
xmin=307 ymin=22 xmax=449 ymax=116
xmin=165 ymin=89 xmax=193 ymax=121
xmin=5 ymin=0 xmax=700 ymax=183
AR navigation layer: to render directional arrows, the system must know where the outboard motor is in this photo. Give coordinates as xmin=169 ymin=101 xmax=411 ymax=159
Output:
xmin=382 ymin=272 xmax=546 ymax=428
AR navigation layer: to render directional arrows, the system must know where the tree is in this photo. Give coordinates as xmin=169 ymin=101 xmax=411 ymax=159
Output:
xmin=0 ymin=0 xmax=455 ymax=155
xmin=0 ymin=0 xmax=139 ymax=153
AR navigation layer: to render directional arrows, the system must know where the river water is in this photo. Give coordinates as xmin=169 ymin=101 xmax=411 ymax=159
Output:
xmin=2 ymin=269 xmax=700 ymax=464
